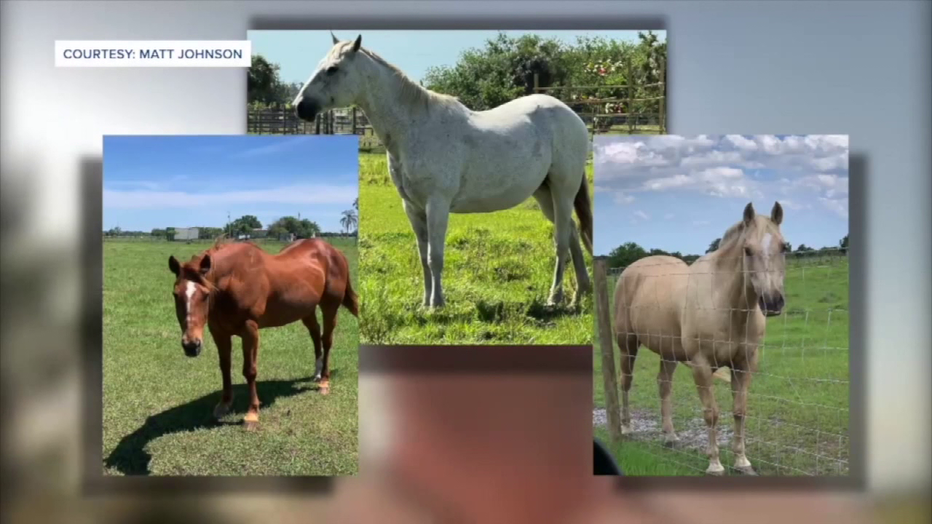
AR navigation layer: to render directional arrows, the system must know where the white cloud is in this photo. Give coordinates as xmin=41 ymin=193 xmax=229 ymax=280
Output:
xmin=664 ymin=213 xmax=675 ymax=220
xmin=778 ymin=199 xmax=810 ymax=210
xmin=644 ymin=174 xmax=692 ymax=191
xmin=595 ymin=135 xmax=850 ymax=210
xmin=103 ymin=184 xmax=357 ymax=210
xmin=230 ymin=136 xmax=310 ymax=159
xmin=633 ymin=210 xmax=650 ymax=221
xmin=725 ymin=134 xmax=757 ymax=151
xmin=613 ymin=192 xmax=635 ymax=204
xmin=819 ymin=197 xmax=849 ymax=218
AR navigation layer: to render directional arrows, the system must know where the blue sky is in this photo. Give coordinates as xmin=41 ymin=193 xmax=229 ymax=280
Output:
xmin=248 ymin=30 xmax=664 ymax=85
xmin=103 ymin=135 xmax=358 ymax=233
xmin=594 ymin=135 xmax=850 ymax=256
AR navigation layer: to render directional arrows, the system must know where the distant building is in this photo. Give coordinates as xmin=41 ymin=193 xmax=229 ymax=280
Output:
xmin=174 ymin=227 xmax=199 ymax=241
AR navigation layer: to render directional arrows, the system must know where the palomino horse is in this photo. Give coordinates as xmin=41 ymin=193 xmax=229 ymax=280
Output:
xmin=613 ymin=202 xmax=786 ymax=475
xmin=168 ymin=238 xmax=358 ymax=429
xmin=294 ymin=33 xmax=593 ymax=309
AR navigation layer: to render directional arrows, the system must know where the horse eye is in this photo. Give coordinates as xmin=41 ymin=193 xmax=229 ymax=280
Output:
xmin=744 ymin=247 xmax=752 ymax=257
xmin=326 ymin=66 xmax=338 ymax=75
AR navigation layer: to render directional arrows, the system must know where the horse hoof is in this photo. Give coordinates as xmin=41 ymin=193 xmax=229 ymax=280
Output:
xmin=213 ymin=404 xmax=232 ymax=419
xmin=705 ymin=468 xmax=725 ymax=477
xmin=319 ymin=382 xmax=331 ymax=395
xmin=244 ymin=420 xmax=259 ymax=431
xmin=662 ymin=438 xmax=680 ymax=449
xmin=734 ymin=466 xmax=758 ymax=476
xmin=621 ymin=425 xmax=633 ymax=436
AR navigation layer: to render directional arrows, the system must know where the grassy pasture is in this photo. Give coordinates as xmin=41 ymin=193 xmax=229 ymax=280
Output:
xmin=102 ymin=237 xmax=359 ymax=476
xmin=358 ymin=152 xmax=595 ymax=345
xmin=594 ymin=255 xmax=850 ymax=476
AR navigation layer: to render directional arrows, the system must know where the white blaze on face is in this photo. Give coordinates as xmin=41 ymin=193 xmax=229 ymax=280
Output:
xmin=185 ymin=280 xmax=196 ymax=326
xmin=761 ymin=233 xmax=773 ymax=258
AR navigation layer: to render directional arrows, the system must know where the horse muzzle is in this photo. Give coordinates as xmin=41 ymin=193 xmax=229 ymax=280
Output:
xmin=759 ymin=294 xmax=785 ymax=317
xmin=295 ymin=98 xmax=320 ymax=122
xmin=182 ymin=339 xmax=202 ymax=358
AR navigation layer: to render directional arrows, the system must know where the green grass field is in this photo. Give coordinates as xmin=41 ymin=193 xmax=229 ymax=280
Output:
xmin=594 ymin=256 xmax=850 ymax=476
xmin=357 ymin=152 xmax=595 ymax=345
xmin=102 ymin=237 xmax=359 ymax=476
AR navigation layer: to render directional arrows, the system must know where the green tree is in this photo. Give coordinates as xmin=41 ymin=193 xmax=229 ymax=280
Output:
xmin=340 ymin=209 xmax=358 ymax=234
xmin=248 ymin=54 xmax=285 ymax=106
xmin=839 ymin=234 xmax=849 ymax=254
xmin=165 ymin=227 xmax=176 ymax=242
xmin=229 ymin=215 xmax=263 ymax=236
xmin=268 ymin=216 xmax=321 ymax=239
xmin=423 ymin=32 xmax=573 ymax=111
xmin=706 ymin=238 xmax=721 ymax=254
xmin=150 ymin=228 xmax=166 ymax=239
xmin=607 ymin=242 xmax=648 ymax=269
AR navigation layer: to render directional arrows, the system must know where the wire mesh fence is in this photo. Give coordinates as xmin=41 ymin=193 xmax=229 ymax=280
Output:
xmin=595 ymin=249 xmax=849 ymax=476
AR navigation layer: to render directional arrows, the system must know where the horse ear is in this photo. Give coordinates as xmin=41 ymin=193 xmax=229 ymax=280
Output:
xmin=352 ymin=34 xmax=362 ymax=52
xmin=169 ymin=256 xmax=180 ymax=276
xmin=743 ymin=202 xmax=755 ymax=225
xmin=199 ymin=255 xmax=212 ymax=276
xmin=771 ymin=201 xmax=784 ymax=225
xmin=330 ymin=30 xmax=339 ymax=45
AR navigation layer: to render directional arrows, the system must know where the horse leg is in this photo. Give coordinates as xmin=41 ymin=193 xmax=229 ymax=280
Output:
xmin=730 ymin=363 xmax=756 ymax=475
xmin=402 ymin=199 xmax=431 ymax=307
xmin=546 ymin=186 xmax=575 ymax=306
xmin=318 ymin=303 xmax=339 ymax=395
xmin=425 ymin=196 xmax=450 ymax=308
xmin=210 ymin=329 xmax=234 ymax=419
xmin=658 ymin=359 xmax=679 ymax=447
xmin=241 ymin=320 xmax=261 ymax=430
xmin=301 ymin=312 xmax=323 ymax=381
xmin=618 ymin=334 xmax=639 ymax=435
xmin=690 ymin=356 xmax=724 ymax=475
xmin=532 ymin=186 xmax=589 ymax=307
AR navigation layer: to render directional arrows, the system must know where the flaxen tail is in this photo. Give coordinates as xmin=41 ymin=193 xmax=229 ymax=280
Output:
xmin=574 ymin=177 xmax=594 ymax=255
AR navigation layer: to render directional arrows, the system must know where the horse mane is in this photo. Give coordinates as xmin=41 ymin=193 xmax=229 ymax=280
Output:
xmin=709 ymin=220 xmax=749 ymax=265
xmin=357 ymin=45 xmax=462 ymax=112
xmin=719 ymin=222 xmax=746 ymax=251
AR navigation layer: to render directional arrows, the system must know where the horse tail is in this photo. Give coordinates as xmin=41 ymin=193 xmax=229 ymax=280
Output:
xmin=574 ymin=176 xmax=594 ymax=255
xmin=341 ymin=268 xmax=360 ymax=318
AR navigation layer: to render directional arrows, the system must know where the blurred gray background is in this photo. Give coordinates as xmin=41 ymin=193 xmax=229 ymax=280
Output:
xmin=1 ymin=1 xmax=929 ymax=523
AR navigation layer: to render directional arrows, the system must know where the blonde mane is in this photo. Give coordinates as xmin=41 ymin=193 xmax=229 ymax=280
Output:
xmin=356 ymin=44 xmax=461 ymax=111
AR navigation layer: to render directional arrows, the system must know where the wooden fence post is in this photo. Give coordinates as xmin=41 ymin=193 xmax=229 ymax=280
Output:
xmin=533 ymin=73 xmax=540 ymax=94
xmin=352 ymin=106 xmax=358 ymax=135
xmin=659 ymin=56 xmax=666 ymax=134
xmin=627 ymin=59 xmax=635 ymax=134
xmin=594 ymin=257 xmax=622 ymax=443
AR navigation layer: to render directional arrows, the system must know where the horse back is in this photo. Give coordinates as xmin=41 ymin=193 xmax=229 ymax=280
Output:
xmin=613 ymin=256 xmax=689 ymax=356
xmin=275 ymin=238 xmax=350 ymax=303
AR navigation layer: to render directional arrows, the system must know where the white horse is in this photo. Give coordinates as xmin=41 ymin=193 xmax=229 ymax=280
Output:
xmin=294 ymin=33 xmax=593 ymax=309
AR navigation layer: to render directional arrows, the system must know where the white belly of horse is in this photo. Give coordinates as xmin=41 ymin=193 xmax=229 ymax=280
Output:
xmin=450 ymin=176 xmax=546 ymax=213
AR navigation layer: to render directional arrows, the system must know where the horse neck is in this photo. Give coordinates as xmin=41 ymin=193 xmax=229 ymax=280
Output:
xmin=354 ymin=55 xmax=432 ymax=153
xmin=711 ymin=236 xmax=759 ymax=312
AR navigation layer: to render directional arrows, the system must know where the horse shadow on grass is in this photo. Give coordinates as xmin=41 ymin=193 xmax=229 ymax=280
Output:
xmin=104 ymin=376 xmax=327 ymax=476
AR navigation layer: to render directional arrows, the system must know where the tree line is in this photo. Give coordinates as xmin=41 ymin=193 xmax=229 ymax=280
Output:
xmin=606 ymin=234 xmax=850 ymax=270
xmin=247 ymin=31 xmax=667 ymax=119
xmin=105 ymin=200 xmax=359 ymax=240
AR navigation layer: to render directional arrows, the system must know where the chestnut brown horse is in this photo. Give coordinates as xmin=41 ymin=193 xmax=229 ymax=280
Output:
xmin=168 ymin=238 xmax=358 ymax=429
